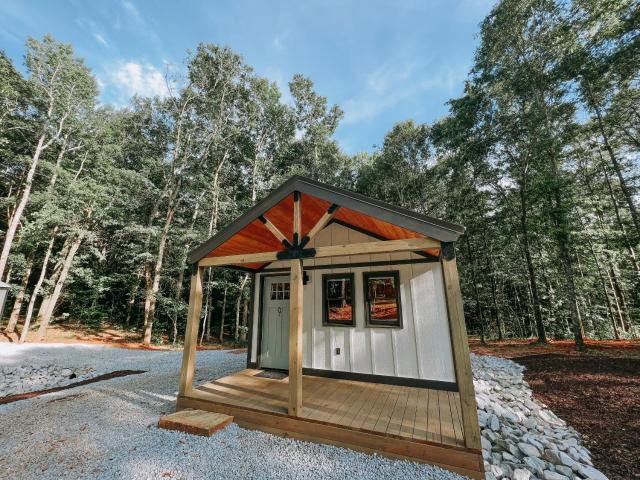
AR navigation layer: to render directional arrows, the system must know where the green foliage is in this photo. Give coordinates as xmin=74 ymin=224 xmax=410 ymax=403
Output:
xmin=1 ymin=2 xmax=638 ymax=346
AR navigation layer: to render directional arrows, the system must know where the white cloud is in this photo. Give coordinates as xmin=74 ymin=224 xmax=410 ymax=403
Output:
xmin=263 ymin=66 xmax=293 ymax=105
xmin=121 ymin=0 xmax=143 ymax=23
xmin=272 ymin=36 xmax=283 ymax=51
xmin=94 ymin=33 xmax=109 ymax=47
xmin=110 ymin=62 xmax=169 ymax=99
xmin=342 ymin=59 xmax=468 ymax=124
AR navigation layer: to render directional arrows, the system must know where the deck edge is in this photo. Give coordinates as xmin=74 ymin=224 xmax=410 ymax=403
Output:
xmin=177 ymin=394 xmax=484 ymax=479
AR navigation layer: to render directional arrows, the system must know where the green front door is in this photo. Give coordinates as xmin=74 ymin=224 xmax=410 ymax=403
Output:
xmin=260 ymin=275 xmax=290 ymax=370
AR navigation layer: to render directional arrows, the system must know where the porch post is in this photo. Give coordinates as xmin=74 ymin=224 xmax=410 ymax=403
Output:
xmin=178 ymin=265 xmax=204 ymax=397
xmin=441 ymin=243 xmax=482 ymax=450
xmin=288 ymin=258 xmax=303 ymax=416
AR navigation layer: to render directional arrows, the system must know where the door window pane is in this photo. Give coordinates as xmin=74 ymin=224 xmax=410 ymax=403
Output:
xmin=323 ymin=273 xmax=355 ymax=326
xmin=269 ymin=281 xmax=290 ymax=300
xmin=364 ymin=271 xmax=402 ymax=327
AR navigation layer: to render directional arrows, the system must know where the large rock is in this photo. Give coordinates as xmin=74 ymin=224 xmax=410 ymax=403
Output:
xmin=518 ymin=442 xmax=541 ymax=458
xmin=558 ymin=451 xmax=578 ymax=470
xmin=555 ymin=465 xmax=573 ymax=478
xmin=523 ymin=456 xmax=547 ymax=477
xmin=489 ymin=414 xmax=500 ymax=431
xmin=543 ymin=448 xmax=563 ymax=464
xmin=577 ymin=464 xmax=608 ymax=480
xmin=512 ymin=468 xmax=531 ymax=480
xmin=542 ymin=470 xmax=569 ymax=480
xmin=481 ymin=436 xmax=492 ymax=452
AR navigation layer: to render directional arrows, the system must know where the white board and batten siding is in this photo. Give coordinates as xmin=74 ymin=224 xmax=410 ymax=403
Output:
xmin=249 ymin=222 xmax=456 ymax=384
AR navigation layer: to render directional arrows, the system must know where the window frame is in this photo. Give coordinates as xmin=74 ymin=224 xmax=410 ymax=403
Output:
xmin=322 ymin=272 xmax=356 ymax=327
xmin=363 ymin=270 xmax=403 ymax=328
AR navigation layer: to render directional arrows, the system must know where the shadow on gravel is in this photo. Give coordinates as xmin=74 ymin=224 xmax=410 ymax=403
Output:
xmin=0 ymin=370 xmax=146 ymax=405
xmin=516 ymin=354 xmax=640 ymax=480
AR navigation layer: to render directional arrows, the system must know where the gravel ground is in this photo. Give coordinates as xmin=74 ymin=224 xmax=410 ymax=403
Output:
xmin=0 ymin=343 xmax=465 ymax=480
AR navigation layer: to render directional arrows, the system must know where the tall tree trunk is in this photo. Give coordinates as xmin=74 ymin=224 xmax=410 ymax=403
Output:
xmin=608 ymin=262 xmax=630 ymax=332
xmin=143 ymin=183 xmax=180 ymax=345
xmin=234 ymin=274 xmax=249 ymax=343
xmin=605 ymin=266 xmax=625 ymax=336
xmin=47 ymin=135 xmax=70 ymax=191
xmin=0 ymin=134 xmax=47 ymax=279
xmin=4 ymin=259 xmax=33 ymax=333
xmin=171 ymin=266 xmax=185 ymax=346
xmin=551 ymin=186 xmax=585 ymax=349
xmin=124 ymin=281 xmax=138 ymax=327
xmin=484 ymin=237 xmax=504 ymax=340
xmin=203 ymin=284 xmax=213 ymax=343
xmin=584 ymin=237 xmax=619 ymax=338
xmin=601 ymin=162 xmax=640 ymax=274
xmin=126 ymin=195 xmax=165 ymax=328
xmin=36 ymin=232 xmax=85 ymax=340
xmin=219 ymin=286 xmax=228 ymax=343
xmin=587 ymin=87 xmax=640 ymax=236
xmin=465 ymin=241 xmax=486 ymax=343
xmin=170 ymin=196 xmax=203 ymax=345
xmin=519 ymin=185 xmax=546 ymax=342
xmin=18 ymin=229 xmax=57 ymax=342
xmin=241 ymin=296 xmax=249 ymax=342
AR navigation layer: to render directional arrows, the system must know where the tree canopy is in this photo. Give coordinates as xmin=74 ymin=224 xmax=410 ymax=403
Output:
xmin=1 ymin=0 xmax=638 ymax=347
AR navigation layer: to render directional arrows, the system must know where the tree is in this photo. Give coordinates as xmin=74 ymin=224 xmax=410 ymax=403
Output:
xmin=0 ymin=36 xmax=96 ymax=279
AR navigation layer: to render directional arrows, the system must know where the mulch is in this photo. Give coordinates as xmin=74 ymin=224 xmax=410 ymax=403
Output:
xmin=515 ymin=354 xmax=640 ymax=480
xmin=0 ymin=370 xmax=145 ymax=405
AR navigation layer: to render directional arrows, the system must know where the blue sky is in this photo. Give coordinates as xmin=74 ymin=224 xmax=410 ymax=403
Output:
xmin=0 ymin=0 xmax=495 ymax=154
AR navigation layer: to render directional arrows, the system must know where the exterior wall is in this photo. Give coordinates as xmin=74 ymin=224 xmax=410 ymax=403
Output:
xmin=249 ymin=222 xmax=456 ymax=383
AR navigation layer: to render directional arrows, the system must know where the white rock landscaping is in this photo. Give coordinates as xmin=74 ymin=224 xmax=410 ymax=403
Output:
xmin=472 ymin=353 xmax=608 ymax=480
xmin=0 ymin=343 xmax=609 ymax=480
xmin=0 ymin=364 xmax=101 ymax=398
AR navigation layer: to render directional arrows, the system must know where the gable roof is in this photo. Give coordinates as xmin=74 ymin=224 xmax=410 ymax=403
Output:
xmin=188 ymin=175 xmax=465 ymax=268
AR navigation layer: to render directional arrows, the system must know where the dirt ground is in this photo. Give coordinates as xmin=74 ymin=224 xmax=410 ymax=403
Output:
xmin=0 ymin=322 xmax=245 ymax=352
xmin=472 ymin=338 xmax=640 ymax=480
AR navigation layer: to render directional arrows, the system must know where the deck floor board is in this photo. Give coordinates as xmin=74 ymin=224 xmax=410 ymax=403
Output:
xmin=195 ymin=370 xmax=465 ymax=448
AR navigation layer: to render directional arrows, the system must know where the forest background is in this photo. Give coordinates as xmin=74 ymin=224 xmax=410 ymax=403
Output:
xmin=1 ymin=0 xmax=638 ymax=349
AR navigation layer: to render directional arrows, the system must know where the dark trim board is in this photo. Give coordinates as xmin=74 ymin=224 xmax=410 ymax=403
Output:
xmin=249 ymin=366 xmax=458 ymax=392
xmin=187 ymin=175 xmax=464 ymax=264
xmin=302 ymin=368 xmax=458 ymax=391
xmin=261 ymin=256 xmax=438 ymax=274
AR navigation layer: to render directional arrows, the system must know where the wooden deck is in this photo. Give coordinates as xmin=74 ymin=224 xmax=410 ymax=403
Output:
xmin=176 ymin=370 xmax=483 ymax=479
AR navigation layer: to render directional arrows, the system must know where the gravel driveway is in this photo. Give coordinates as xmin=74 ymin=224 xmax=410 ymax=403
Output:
xmin=0 ymin=343 xmax=464 ymax=480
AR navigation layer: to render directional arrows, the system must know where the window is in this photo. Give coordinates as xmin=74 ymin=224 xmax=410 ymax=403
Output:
xmin=363 ymin=271 xmax=402 ymax=327
xmin=270 ymin=282 xmax=290 ymax=300
xmin=322 ymin=273 xmax=355 ymax=326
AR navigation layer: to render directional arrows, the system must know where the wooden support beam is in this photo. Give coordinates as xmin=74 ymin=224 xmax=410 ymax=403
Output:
xmin=199 ymin=251 xmax=280 ymax=267
xmin=259 ymin=215 xmax=291 ymax=247
xmin=441 ymin=250 xmax=482 ymax=450
xmin=293 ymin=191 xmax=301 ymax=245
xmin=288 ymin=258 xmax=303 ymax=416
xmin=198 ymin=237 xmax=441 ymax=267
xmin=301 ymin=204 xmax=339 ymax=246
xmin=178 ymin=266 xmax=204 ymax=396
xmin=313 ymin=237 xmax=439 ymax=258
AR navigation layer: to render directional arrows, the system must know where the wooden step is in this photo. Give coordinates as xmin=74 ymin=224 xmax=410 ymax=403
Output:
xmin=159 ymin=409 xmax=234 ymax=436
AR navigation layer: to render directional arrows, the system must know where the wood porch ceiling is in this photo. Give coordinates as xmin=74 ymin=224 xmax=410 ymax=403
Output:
xmin=204 ymin=192 xmax=441 ymax=270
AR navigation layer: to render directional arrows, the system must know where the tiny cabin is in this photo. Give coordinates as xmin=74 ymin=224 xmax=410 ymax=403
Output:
xmin=174 ymin=176 xmax=483 ymax=479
